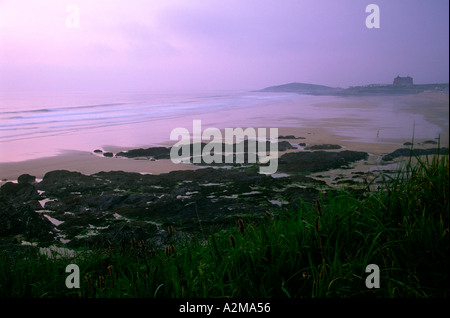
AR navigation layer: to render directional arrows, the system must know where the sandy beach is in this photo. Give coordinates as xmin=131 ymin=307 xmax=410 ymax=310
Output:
xmin=0 ymin=126 xmax=445 ymax=183
xmin=0 ymin=91 xmax=448 ymax=182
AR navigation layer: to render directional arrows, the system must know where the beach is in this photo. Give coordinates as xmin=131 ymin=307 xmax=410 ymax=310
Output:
xmin=1 ymin=0 xmax=449 ymax=301
xmin=0 ymin=92 xmax=449 ymax=182
xmin=0 ymin=90 xmax=448 ymax=182
xmin=0 ymin=89 xmax=448 ymax=294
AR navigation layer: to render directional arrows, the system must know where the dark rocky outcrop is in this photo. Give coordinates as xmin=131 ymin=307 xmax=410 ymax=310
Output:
xmin=17 ymin=174 xmax=36 ymax=184
xmin=382 ymin=148 xmax=449 ymax=161
xmin=279 ymin=135 xmax=306 ymax=140
xmin=0 ymin=182 xmax=39 ymax=203
xmin=0 ymin=163 xmax=328 ymax=249
xmin=114 ymin=141 xmax=296 ymax=162
xmin=305 ymin=144 xmax=342 ymax=150
xmin=116 ymin=147 xmax=172 ymax=159
xmin=277 ymin=141 xmax=297 ymax=151
xmin=0 ymin=175 xmax=57 ymax=244
xmin=0 ymin=198 xmax=56 ymax=242
xmin=1 ymin=147 xmax=376 ymax=250
xmin=421 ymin=140 xmax=438 ymax=145
xmin=278 ymin=150 xmax=368 ymax=173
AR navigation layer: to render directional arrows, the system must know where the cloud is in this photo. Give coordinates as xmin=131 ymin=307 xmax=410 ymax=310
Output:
xmin=0 ymin=0 xmax=448 ymax=92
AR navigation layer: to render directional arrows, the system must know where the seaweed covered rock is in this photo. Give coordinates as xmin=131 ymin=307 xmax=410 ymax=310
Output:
xmin=278 ymin=150 xmax=368 ymax=173
xmin=0 ymin=197 xmax=56 ymax=242
xmin=305 ymin=144 xmax=342 ymax=150
xmin=0 ymin=182 xmax=39 ymax=202
xmin=17 ymin=174 xmax=36 ymax=185
xmin=382 ymin=148 xmax=449 ymax=161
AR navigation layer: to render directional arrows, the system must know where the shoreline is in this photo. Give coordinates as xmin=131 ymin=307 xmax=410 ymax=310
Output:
xmin=0 ymin=120 xmax=447 ymax=259
xmin=0 ymin=125 xmax=446 ymax=183
xmin=1 ymin=91 xmax=448 ymax=182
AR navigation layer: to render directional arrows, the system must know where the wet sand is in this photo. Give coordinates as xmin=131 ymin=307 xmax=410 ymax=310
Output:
xmin=0 ymin=124 xmax=445 ymax=183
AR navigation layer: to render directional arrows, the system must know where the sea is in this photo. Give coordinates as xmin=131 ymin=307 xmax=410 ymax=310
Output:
xmin=0 ymin=90 xmax=446 ymax=162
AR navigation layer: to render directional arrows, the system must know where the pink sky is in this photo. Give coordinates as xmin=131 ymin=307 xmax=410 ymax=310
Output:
xmin=0 ymin=0 xmax=448 ymax=92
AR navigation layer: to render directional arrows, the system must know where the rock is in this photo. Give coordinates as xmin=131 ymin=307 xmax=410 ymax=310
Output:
xmin=279 ymin=135 xmax=306 ymax=139
xmin=277 ymin=141 xmax=296 ymax=151
xmin=403 ymin=142 xmax=413 ymax=146
xmin=0 ymin=200 xmax=17 ymax=236
xmin=41 ymin=170 xmax=85 ymax=183
xmin=278 ymin=150 xmax=368 ymax=173
xmin=17 ymin=174 xmax=36 ymax=184
xmin=114 ymin=141 xmax=296 ymax=164
xmin=18 ymin=205 xmax=56 ymax=241
xmin=305 ymin=144 xmax=342 ymax=150
xmin=2 ymin=155 xmax=354 ymax=250
xmin=103 ymin=152 xmax=114 ymax=157
xmin=93 ymin=149 xmax=103 ymax=153
xmin=382 ymin=147 xmax=449 ymax=161
xmin=0 ymin=198 xmax=56 ymax=242
xmin=299 ymin=143 xmax=307 ymax=147
xmin=43 ymin=200 xmax=64 ymax=211
xmin=0 ymin=182 xmax=39 ymax=202
xmin=38 ymin=170 xmax=108 ymax=196
xmin=116 ymin=147 xmax=172 ymax=159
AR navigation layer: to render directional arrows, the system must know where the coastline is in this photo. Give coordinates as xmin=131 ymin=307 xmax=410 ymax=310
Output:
xmin=0 ymin=91 xmax=448 ymax=182
xmin=0 ymin=92 xmax=448 ymax=299
xmin=0 ymin=124 xmax=446 ymax=183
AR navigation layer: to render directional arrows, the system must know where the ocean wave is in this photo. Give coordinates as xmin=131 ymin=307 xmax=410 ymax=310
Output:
xmin=0 ymin=91 xmax=286 ymax=143
xmin=0 ymin=102 xmax=127 ymax=115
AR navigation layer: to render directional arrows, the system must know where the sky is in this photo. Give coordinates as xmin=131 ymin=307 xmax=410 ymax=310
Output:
xmin=0 ymin=0 xmax=448 ymax=92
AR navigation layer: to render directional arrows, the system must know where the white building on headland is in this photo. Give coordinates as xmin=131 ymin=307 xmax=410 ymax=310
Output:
xmin=393 ymin=75 xmax=413 ymax=86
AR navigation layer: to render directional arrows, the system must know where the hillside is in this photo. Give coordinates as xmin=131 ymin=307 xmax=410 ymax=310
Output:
xmin=257 ymin=82 xmax=342 ymax=95
xmin=258 ymin=82 xmax=449 ymax=96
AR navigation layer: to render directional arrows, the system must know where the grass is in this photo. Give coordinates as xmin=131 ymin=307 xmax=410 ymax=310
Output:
xmin=0 ymin=151 xmax=448 ymax=298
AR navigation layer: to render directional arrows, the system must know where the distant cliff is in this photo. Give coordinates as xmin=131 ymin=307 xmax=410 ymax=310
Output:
xmin=257 ymin=82 xmax=449 ymax=96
